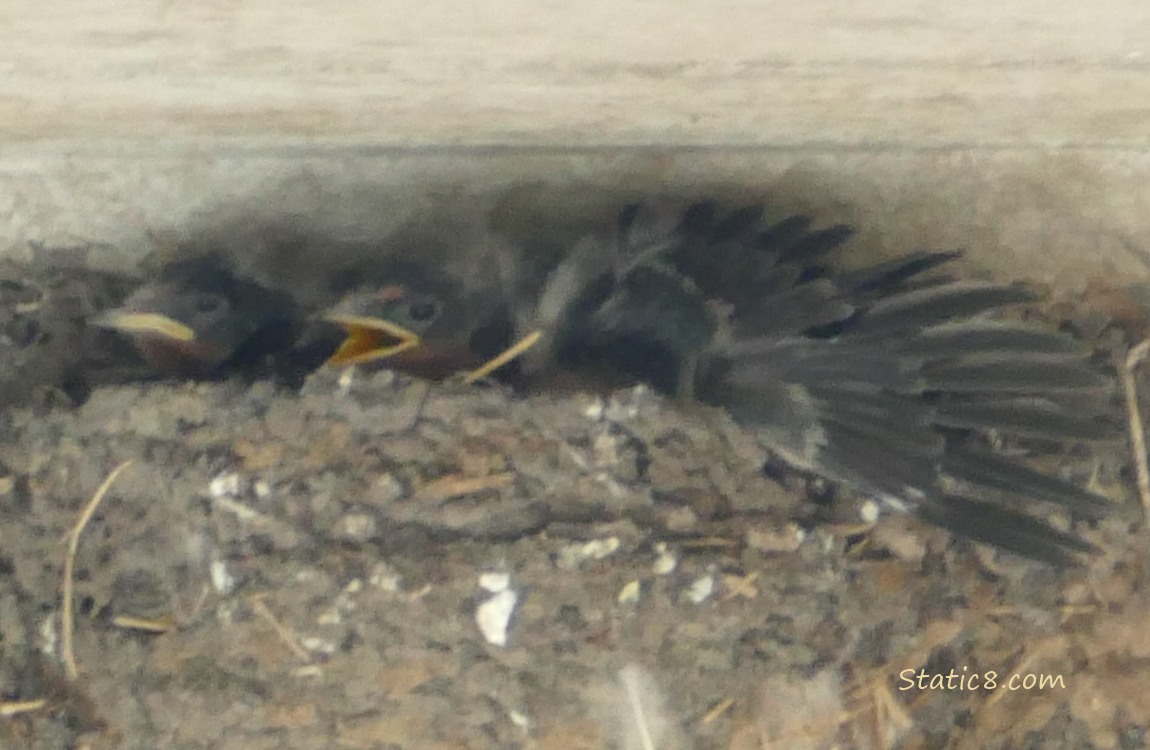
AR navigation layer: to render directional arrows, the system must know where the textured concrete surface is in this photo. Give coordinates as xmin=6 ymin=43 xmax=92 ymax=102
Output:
xmin=4 ymin=147 xmax=1148 ymax=287
xmin=3 ymin=0 xmax=1149 ymax=146
xmin=1 ymin=0 xmax=1148 ymax=281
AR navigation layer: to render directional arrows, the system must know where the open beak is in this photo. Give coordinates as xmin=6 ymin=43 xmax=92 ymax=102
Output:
xmin=322 ymin=314 xmax=423 ymax=367
xmin=90 ymin=310 xmax=197 ymax=343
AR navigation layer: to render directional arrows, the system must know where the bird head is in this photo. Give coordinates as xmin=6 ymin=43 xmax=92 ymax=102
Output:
xmin=91 ymin=258 xmax=299 ymax=377
xmin=320 ymin=271 xmax=518 ymax=381
xmin=321 ymin=284 xmax=440 ymax=367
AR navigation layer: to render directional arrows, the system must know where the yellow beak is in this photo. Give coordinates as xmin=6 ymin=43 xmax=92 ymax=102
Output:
xmin=322 ymin=314 xmax=422 ymax=367
xmin=90 ymin=311 xmax=197 ymax=342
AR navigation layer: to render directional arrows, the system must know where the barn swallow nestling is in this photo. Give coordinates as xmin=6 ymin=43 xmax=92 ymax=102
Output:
xmin=322 ymin=205 xmax=736 ymax=390
xmin=91 ymin=255 xmax=309 ymax=380
xmin=322 ymin=201 xmax=1125 ymax=565
xmin=322 ymin=262 xmax=518 ymax=382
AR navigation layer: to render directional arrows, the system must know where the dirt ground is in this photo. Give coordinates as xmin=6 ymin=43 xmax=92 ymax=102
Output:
xmin=1 ymin=269 xmax=1149 ymax=750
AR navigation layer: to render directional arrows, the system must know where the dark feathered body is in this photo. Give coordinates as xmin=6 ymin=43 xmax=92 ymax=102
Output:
xmin=331 ymin=200 xmax=1122 ymax=564
xmin=96 ymin=197 xmax=1123 ymax=564
xmin=569 ymin=203 xmax=1121 ymax=564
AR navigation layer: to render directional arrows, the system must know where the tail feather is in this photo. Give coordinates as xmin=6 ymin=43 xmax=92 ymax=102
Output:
xmin=904 ymin=320 xmax=1088 ymax=358
xmin=837 ymin=250 xmax=963 ymax=297
xmin=725 ymin=339 xmax=916 ymax=392
xmin=777 ymin=224 xmax=856 ymax=265
xmin=807 ymin=422 xmax=942 ymax=501
xmin=749 ymin=262 xmax=804 ymax=297
xmin=855 ymin=282 xmax=1038 ymax=334
xmin=942 ymin=446 xmax=1113 ymax=520
xmin=755 ymin=215 xmax=816 ymax=249
xmin=921 ymin=353 xmax=1112 ymax=393
xmin=710 ymin=204 xmax=766 ymax=242
xmin=933 ymin=397 xmax=1119 ymax=441
xmin=917 ymin=494 xmax=1098 ymax=566
xmin=739 ymin=280 xmax=856 ymax=336
xmin=816 ymin=402 xmax=943 ymax=466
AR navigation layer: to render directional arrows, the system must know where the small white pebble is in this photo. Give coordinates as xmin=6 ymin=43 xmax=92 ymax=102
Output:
xmin=338 ymin=367 xmax=356 ymax=390
xmin=333 ymin=581 xmax=362 ymax=614
xmin=685 ymin=574 xmax=715 ymax=604
xmin=556 ymin=537 xmax=621 ymax=570
xmin=211 ymin=495 xmax=262 ymax=522
xmin=253 ymin=479 xmax=272 ymax=498
xmin=604 ymin=384 xmax=649 ymax=421
xmin=508 ymin=709 xmax=530 ymax=731
xmin=859 ymin=499 xmax=881 ymax=525
xmin=215 ymin=600 xmax=240 ymax=624
xmin=663 ymin=505 xmax=700 ymax=532
xmin=815 ymin=529 xmax=839 ymax=554
xmin=336 ymin=513 xmax=377 ymax=542
xmin=582 ymin=537 xmax=620 ymax=560
xmin=617 ymin=579 xmax=642 ymax=605
xmin=316 ymin=607 xmax=342 ymax=626
xmin=292 ymin=664 xmax=325 ymax=679
xmin=745 ymin=523 xmax=806 ymax=554
xmin=476 ymin=588 xmax=518 ymax=647
xmin=38 ymin=615 xmax=57 ymax=658
xmin=372 ymin=473 xmax=405 ymax=503
xmin=880 ymin=492 xmax=911 ymax=513
xmin=209 ymin=473 xmax=244 ymax=499
xmin=210 ymin=559 xmax=236 ymax=595
xmin=478 ymin=571 xmax=511 ymax=593
xmin=584 ymin=397 xmax=605 ymax=420
xmin=300 ymin=636 xmax=337 ymax=655
xmin=652 ymin=543 xmax=678 ymax=575
xmin=369 ymin=563 xmax=403 ymax=592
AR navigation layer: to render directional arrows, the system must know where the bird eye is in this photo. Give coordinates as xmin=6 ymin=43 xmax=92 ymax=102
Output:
xmin=408 ymin=300 xmax=439 ymax=323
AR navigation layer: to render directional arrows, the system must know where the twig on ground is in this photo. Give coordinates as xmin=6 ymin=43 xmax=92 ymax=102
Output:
xmin=61 ymin=460 xmax=133 ymax=680
xmin=1121 ymin=339 xmax=1150 ymax=517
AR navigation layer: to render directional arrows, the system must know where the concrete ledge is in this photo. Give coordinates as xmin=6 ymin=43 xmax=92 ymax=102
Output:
xmin=4 ymin=1 xmax=1149 ymax=147
xmin=5 ymin=144 xmax=1148 ymax=288
xmin=4 ymin=0 xmax=1148 ymax=285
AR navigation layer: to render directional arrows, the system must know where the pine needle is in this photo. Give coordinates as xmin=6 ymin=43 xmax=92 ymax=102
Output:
xmin=62 ymin=460 xmax=133 ymax=680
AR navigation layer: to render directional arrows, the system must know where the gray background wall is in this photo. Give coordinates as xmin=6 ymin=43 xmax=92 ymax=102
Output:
xmin=4 ymin=0 xmax=1149 ymax=286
